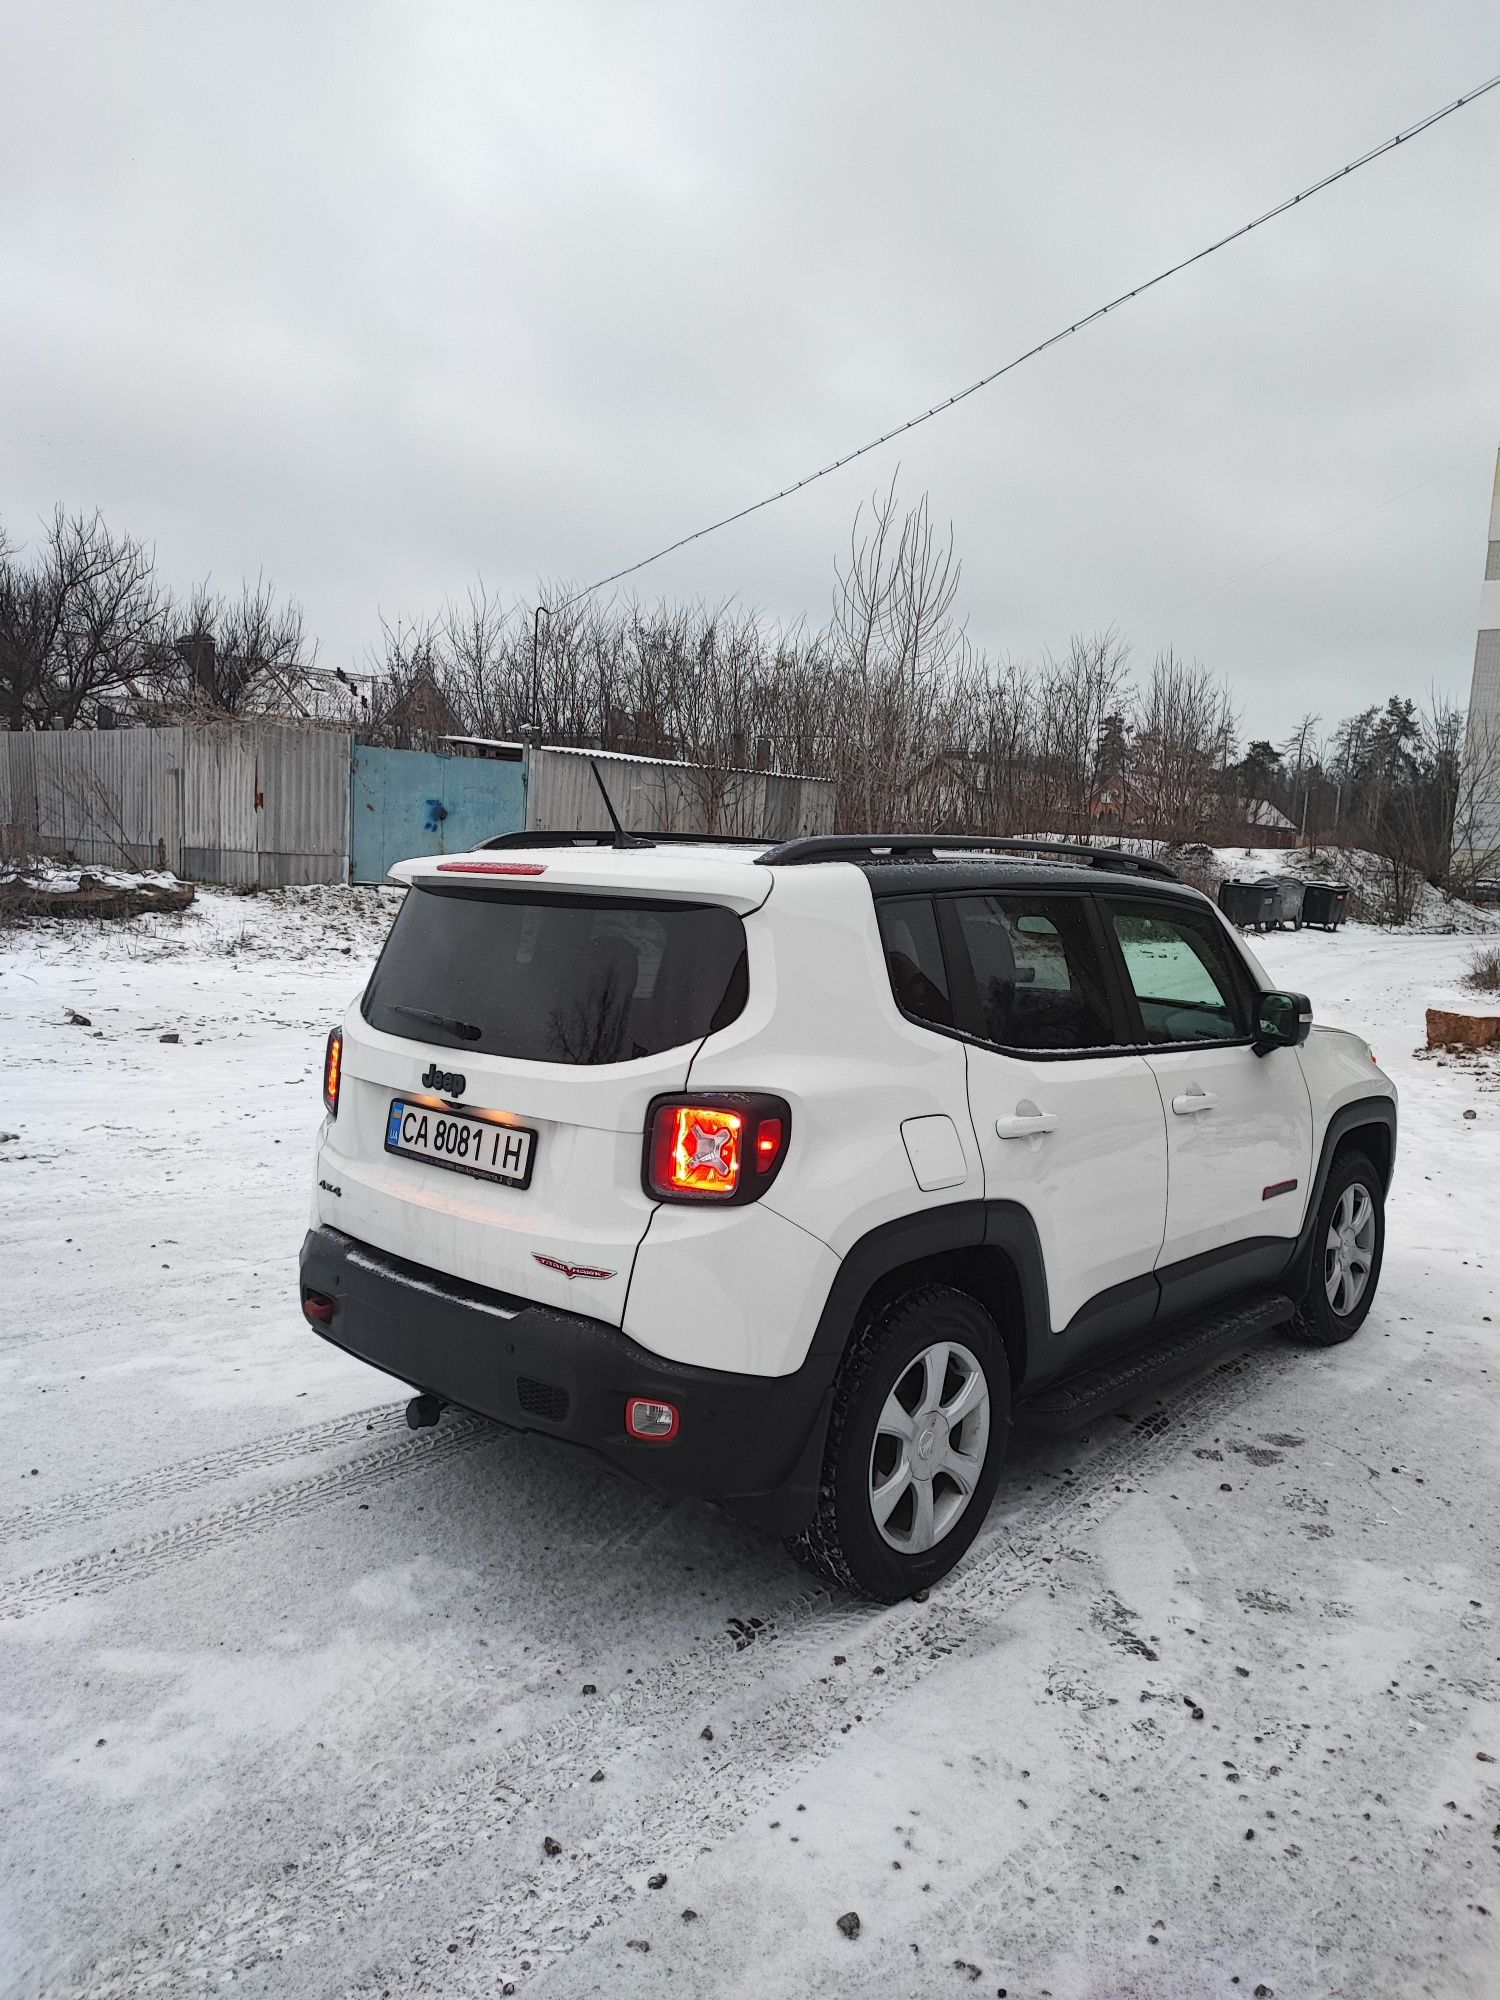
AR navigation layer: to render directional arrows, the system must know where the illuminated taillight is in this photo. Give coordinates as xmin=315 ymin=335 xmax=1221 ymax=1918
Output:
xmin=643 ymin=1093 xmax=791 ymax=1204
xmin=626 ymin=1397 xmax=679 ymax=1441
xmin=323 ymin=1027 xmax=342 ymax=1116
xmin=657 ymin=1104 xmax=742 ymax=1197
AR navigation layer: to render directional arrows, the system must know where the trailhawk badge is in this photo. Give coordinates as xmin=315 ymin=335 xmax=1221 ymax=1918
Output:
xmin=534 ymin=1253 xmax=617 ymax=1281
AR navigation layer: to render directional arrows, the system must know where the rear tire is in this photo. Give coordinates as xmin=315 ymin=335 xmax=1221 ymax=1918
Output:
xmin=1289 ymin=1149 xmax=1384 ymax=1347
xmin=787 ymin=1285 xmax=1011 ymax=1601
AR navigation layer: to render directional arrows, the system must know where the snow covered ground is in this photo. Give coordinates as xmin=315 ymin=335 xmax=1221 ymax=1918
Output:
xmin=2 ymin=888 xmax=1499 ymax=2000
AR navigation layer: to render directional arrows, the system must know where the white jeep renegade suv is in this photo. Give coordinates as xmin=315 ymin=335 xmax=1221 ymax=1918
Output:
xmin=301 ymin=832 xmax=1396 ymax=1600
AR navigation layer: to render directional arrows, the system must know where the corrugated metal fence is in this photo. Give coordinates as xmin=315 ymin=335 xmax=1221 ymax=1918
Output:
xmin=0 ymin=724 xmax=352 ymax=886
xmin=526 ymin=745 xmax=834 ymax=841
xmin=0 ymin=728 xmax=836 ymax=885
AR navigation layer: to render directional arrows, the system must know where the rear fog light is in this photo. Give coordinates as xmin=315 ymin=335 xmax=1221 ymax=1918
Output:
xmin=302 ymin=1290 xmax=335 ymax=1325
xmin=626 ymin=1397 xmax=680 ymax=1441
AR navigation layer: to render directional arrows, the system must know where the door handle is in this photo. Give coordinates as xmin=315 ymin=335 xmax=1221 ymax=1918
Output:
xmin=995 ymin=1109 xmax=1059 ymax=1139
xmin=1171 ymin=1089 xmax=1218 ymax=1115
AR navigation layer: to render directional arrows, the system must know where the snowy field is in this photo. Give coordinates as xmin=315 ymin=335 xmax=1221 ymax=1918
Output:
xmin=2 ymin=887 xmax=1499 ymax=2000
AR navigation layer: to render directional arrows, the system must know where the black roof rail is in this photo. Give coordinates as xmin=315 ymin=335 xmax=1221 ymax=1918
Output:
xmin=478 ymin=829 xmax=772 ymax=851
xmin=754 ymin=833 xmax=1180 ymax=881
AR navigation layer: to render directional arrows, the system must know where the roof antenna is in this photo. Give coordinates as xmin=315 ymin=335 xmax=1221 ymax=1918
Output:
xmin=588 ymin=759 xmax=652 ymax=850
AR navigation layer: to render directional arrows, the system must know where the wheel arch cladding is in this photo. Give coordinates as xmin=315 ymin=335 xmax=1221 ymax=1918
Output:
xmin=1331 ymin=1114 xmax=1393 ymax=1192
xmin=860 ymin=1246 xmax=1029 ymax=1393
xmin=1286 ymin=1097 xmax=1397 ymax=1300
xmin=806 ymin=1200 xmax=1047 ymax=1394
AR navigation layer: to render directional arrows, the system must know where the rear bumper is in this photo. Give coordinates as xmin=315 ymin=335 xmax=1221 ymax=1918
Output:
xmin=298 ymin=1226 xmax=834 ymax=1534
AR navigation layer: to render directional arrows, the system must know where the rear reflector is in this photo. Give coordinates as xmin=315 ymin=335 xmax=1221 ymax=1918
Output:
xmin=626 ymin=1397 xmax=679 ymax=1441
xmin=754 ymin=1116 xmax=785 ymax=1172
xmin=302 ymin=1291 xmax=335 ymax=1325
xmin=435 ymin=860 xmax=547 ymax=875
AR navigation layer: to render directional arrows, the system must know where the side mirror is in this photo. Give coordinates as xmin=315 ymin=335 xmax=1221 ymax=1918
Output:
xmin=1253 ymin=990 xmax=1312 ymax=1056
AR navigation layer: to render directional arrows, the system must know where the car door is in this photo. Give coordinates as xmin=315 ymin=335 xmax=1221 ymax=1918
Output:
xmin=940 ymin=887 xmax=1168 ymax=1364
xmin=1097 ymin=892 xmax=1313 ymax=1318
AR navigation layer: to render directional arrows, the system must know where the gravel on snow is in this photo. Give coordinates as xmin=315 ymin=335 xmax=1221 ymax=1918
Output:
xmin=1 ymin=890 xmax=1498 ymax=1999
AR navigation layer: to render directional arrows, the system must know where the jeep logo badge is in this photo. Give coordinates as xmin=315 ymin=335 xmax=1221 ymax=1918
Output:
xmin=421 ymin=1062 xmax=467 ymax=1098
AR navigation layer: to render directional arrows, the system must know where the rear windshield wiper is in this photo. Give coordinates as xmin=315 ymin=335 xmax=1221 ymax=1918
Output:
xmin=391 ymin=1004 xmax=482 ymax=1042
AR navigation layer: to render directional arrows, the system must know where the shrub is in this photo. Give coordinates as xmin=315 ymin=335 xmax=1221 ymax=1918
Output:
xmin=1464 ymin=945 xmax=1500 ymax=994
xmin=1161 ymin=843 xmax=1222 ymax=897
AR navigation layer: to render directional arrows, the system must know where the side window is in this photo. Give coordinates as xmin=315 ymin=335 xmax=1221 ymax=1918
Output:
xmin=1105 ymin=900 xmax=1251 ymax=1045
xmin=876 ymin=896 xmax=954 ymax=1029
xmin=951 ymin=894 xmax=1114 ymax=1052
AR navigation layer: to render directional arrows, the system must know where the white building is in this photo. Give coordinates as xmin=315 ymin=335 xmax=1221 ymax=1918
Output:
xmin=1458 ymin=448 xmax=1500 ymax=875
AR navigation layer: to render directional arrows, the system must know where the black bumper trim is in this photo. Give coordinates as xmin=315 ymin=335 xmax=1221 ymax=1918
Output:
xmin=299 ymin=1226 xmax=835 ymax=1534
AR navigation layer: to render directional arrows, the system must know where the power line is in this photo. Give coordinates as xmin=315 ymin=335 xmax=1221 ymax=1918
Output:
xmin=1124 ymin=445 xmax=1496 ymax=635
xmin=560 ymin=71 xmax=1500 ymax=611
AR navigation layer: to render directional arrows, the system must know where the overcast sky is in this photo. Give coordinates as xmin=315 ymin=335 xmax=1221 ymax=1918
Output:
xmin=3 ymin=2 xmax=1497 ymax=745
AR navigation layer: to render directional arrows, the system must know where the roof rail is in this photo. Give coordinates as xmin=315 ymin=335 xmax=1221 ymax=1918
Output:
xmin=478 ymin=829 xmax=772 ymax=851
xmin=754 ymin=833 xmax=1180 ymax=881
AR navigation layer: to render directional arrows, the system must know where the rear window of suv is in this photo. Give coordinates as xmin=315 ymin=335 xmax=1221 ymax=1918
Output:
xmin=363 ymin=886 xmax=748 ymax=1065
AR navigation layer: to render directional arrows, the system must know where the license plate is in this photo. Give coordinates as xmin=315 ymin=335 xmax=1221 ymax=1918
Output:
xmin=385 ymin=1099 xmax=536 ymax=1189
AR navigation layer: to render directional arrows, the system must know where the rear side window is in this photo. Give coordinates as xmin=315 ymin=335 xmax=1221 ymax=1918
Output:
xmin=363 ymin=887 xmax=747 ymax=1065
xmin=876 ymin=896 xmax=954 ymax=1028
xmin=951 ymin=894 xmax=1114 ymax=1051
xmin=1103 ymin=899 xmax=1250 ymax=1044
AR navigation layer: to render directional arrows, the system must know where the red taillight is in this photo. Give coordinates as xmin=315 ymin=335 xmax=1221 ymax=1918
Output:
xmin=655 ymin=1104 xmax=743 ymax=1198
xmin=435 ymin=859 xmax=547 ymax=875
xmin=626 ymin=1396 xmax=679 ymax=1441
xmin=302 ymin=1290 xmax=335 ymax=1325
xmin=323 ymin=1027 xmax=342 ymax=1116
xmin=643 ymin=1094 xmax=791 ymax=1204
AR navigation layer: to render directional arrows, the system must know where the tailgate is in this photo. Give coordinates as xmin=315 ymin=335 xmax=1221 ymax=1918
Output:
xmin=317 ymin=1022 xmax=684 ymax=1324
xmin=314 ymin=873 xmax=755 ymax=1326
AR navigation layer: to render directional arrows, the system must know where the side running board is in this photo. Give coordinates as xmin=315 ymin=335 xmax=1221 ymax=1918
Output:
xmin=1020 ymin=1290 xmax=1296 ymax=1434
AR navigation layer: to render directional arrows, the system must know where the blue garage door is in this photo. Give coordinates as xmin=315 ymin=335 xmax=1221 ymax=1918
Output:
xmin=350 ymin=746 xmax=525 ymax=884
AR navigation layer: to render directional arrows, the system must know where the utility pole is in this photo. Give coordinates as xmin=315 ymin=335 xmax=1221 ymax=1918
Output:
xmin=528 ymin=604 xmax=552 ymax=748
xmin=530 ymin=603 xmax=551 ymax=743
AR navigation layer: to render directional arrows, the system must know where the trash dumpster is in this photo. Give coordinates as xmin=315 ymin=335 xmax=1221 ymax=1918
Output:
xmin=1218 ymin=879 xmax=1278 ymax=930
xmin=1256 ymin=875 xmax=1306 ymax=930
xmin=1301 ymin=881 xmax=1349 ymax=932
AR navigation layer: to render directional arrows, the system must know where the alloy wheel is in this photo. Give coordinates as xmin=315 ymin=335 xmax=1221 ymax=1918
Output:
xmin=1324 ymin=1181 xmax=1376 ymax=1317
xmin=868 ymin=1340 xmax=991 ymax=1554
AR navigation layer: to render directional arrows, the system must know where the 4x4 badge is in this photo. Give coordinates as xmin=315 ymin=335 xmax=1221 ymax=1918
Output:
xmin=534 ymin=1253 xmax=617 ymax=1281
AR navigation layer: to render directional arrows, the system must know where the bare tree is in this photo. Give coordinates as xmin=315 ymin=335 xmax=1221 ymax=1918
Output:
xmin=1127 ymin=650 xmax=1238 ymax=846
xmin=363 ymin=614 xmax=453 ymax=747
xmin=0 ymin=508 xmax=165 ymax=729
xmin=1031 ymin=632 xmax=1133 ymax=838
xmin=151 ymin=574 xmax=316 ymax=717
xmin=830 ymin=481 xmax=964 ymax=830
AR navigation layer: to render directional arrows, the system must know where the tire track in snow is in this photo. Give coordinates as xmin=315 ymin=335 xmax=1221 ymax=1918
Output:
xmin=370 ymin=1374 xmax=1274 ymax=1999
xmin=0 ymin=1416 xmax=496 ymax=1620
xmin=0 ymin=1402 xmax=404 ymax=1550
xmin=71 ymin=1340 xmax=1286 ymax=2000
